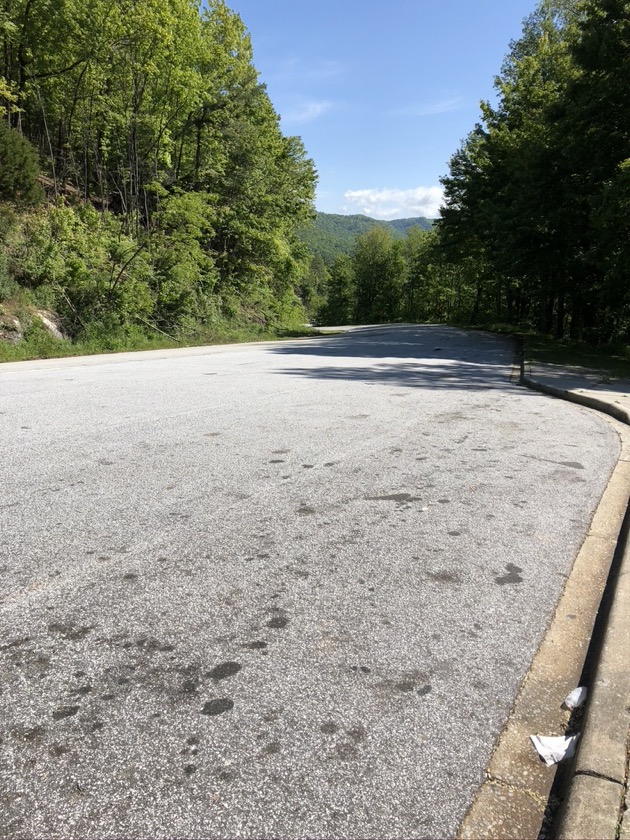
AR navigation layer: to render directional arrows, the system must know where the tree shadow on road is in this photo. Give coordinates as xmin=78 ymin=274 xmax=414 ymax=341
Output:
xmin=268 ymin=324 xmax=525 ymax=392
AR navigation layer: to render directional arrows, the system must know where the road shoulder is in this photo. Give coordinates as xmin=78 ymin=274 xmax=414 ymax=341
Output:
xmin=459 ymin=399 xmax=630 ymax=839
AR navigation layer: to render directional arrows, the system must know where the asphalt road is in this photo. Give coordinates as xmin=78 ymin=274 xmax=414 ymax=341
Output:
xmin=0 ymin=325 xmax=620 ymax=838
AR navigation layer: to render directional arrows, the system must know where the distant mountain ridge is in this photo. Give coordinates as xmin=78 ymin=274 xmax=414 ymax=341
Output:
xmin=299 ymin=211 xmax=433 ymax=263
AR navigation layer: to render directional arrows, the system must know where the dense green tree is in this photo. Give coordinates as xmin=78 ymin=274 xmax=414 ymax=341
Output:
xmin=438 ymin=0 xmax=585 ymax=335
xmin=0 ymin=0 xmax=316 ymax=341
xmin=353 ymin=226 xmax=405 ymax=323
xmin=317 ymin=254 xmax=355 ymax=325
xmin=0 ymin=120 xmax=43 ymax=203
xmin=299 ymin=254 xmax=329 ymax=317
xmin=561 ymin=0 xmax=630 ymax=341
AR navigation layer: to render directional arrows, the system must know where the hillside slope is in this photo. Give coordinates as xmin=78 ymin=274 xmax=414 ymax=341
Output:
xmin=300 ymin=212 xmax=433 ymax=263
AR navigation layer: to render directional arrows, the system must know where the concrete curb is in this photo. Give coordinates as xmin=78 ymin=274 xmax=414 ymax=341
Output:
xmin=521 ymin=374 xmax=630 ymax=839
xmin=521 ymin=374 xmax=630 ymax=426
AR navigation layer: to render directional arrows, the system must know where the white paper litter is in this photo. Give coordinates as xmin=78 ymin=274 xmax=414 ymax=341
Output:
xmin=530 ymin=734 xmax=580 ymax=766
xmin=564 ymin=686 xmax=587 ymax=710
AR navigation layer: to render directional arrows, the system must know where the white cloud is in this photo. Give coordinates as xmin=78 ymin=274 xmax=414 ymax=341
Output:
xmin=343 ymin=187 xmax=445 ymax=220
xmin=281 ymin=100 xmax=334 ymax=124
xmin=391 ymin=97 xmax=463 ymax=118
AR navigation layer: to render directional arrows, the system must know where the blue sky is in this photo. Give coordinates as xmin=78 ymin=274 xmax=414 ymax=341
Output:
xmin=226 ymin=0 xmax=538 ymax=219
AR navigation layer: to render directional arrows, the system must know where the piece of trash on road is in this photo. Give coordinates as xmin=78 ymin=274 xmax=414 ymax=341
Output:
xmin=564 ymin=686 xmax=587 ymax=710
xmin=530 ymin=734 xmax=580 ymax=766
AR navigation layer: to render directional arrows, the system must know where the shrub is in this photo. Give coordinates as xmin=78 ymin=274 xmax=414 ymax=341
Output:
xmin=0 ymin=121 xmax=44 ymax=204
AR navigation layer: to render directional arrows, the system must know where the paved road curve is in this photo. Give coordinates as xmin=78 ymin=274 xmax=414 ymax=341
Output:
xmin=0 ymin=326 xmax=620 ymax=838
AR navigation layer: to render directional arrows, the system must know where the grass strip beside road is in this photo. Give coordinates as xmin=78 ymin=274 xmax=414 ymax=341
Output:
xmin=0 ymin=324 xmax=323 ymax=364
xmin=525 ymin=334 xmax=630 ymax=380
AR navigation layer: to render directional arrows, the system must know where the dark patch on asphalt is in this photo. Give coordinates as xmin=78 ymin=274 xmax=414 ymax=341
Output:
xmin=13 ymin=725 xmax=46 ymax=741
xmin=350 ymin=665 xmax=371 ymax=674
xmin=334 ymin=742 xmax=358 ymax=760
xmin=133 ymin=638 xmax=175 ymax=654
xmin=122 ymin=573 xmax=138 ymax=581
xmin=375 ymin=670 xmax=430 ymax=696
xmin=201 ymin=698 xmax=234 ymax=716
xmin=207 ymin=661 xmax=242 ymax=680
xmin=71 ymin=684 xmax=93 ymax=696
xmin=522 ymin=454 xmax=585 ymax=470
xmin=324 ymin=462 xmax=336 ymax=467
xmin=297 ymin=505 xmax=316 ymax=515
xmin=438 ymin=498 xmax=451 ymax=504
xmin=366 ymin=493 xmax=422 ymax=503
xmin=286 ymin=565 xmax=309 ymax=579
xmin=495 ymin=563 xmax=524 ymax=585
xmin=417 ymin=685 xmax=432 ymax=696
xmin=302 ymin=464 xmax=314 ymax=469
xmin=184 ymin=764 xmax=197 ymax=775
xmin=348 ymin=414 xmax=369 ymax=419
xmin=261 ymin=741 xmax=281 ymax=756
xmin=321 ymin=721 xmax=339 ymax=735
xmin=242 ymin=640 xmax=267 ymax=650
xmin=50 ymin=744 xmax=69 ymax=757
xmin=52 ymin=706 xmax=80 ymax=721
xmin=347 ymin=725 xmax=367 ymax=743
xmin=0 ymin=637 xmax=31 ymax=652
xmin=270 ymin=459 xmax=285 ymax=463
xmin=428 ymin=570 xmax=461 ymax=584
xmin=98 ymin=459 xmax=114 ymax=466
xmin=266 ymin=613 xmax=289 ymax=629
xmin=218 ymin=770 xmax=234 ymax=781
xmin=182 ymin=678 xmax=199 ymax=694
xmin=448 ymin=530 xmax=462 ymax=537
xmin=48 ymin=623 xmax=94 ymax=641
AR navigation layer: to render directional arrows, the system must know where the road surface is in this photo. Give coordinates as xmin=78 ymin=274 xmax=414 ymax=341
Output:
xmin=0 ymin=325 xmax=619 ymax=838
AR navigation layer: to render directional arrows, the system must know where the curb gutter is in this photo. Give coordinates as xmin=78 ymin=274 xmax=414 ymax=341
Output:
xmin=459 ymin=357 xmax=630 ymax=840
xmin=521 ymin=375 xmax=630 ymax=840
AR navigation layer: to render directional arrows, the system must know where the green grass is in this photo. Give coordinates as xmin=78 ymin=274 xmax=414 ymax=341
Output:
xmin=459 ymin=319 xmax=630 ymax=380
xmin=524 ymin=334 xmax=630 ymax=380
xmin=0 ymin=322 xmax=323 ymax=363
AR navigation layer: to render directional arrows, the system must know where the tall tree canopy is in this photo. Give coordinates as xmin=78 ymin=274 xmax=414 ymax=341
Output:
xmin=438 ymin=0 xmax=630 ymax=344
xmin=0 ymin=0 xmax=316 ymax=338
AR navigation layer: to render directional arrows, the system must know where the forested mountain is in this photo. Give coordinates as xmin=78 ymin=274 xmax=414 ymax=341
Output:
xmin=388 ymin=217 xmax=433 ymax=236
xmin=0 ymin=0 xmax=316 ymax=356
xmin=299 ymin=212 xmax=432 ymax=263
